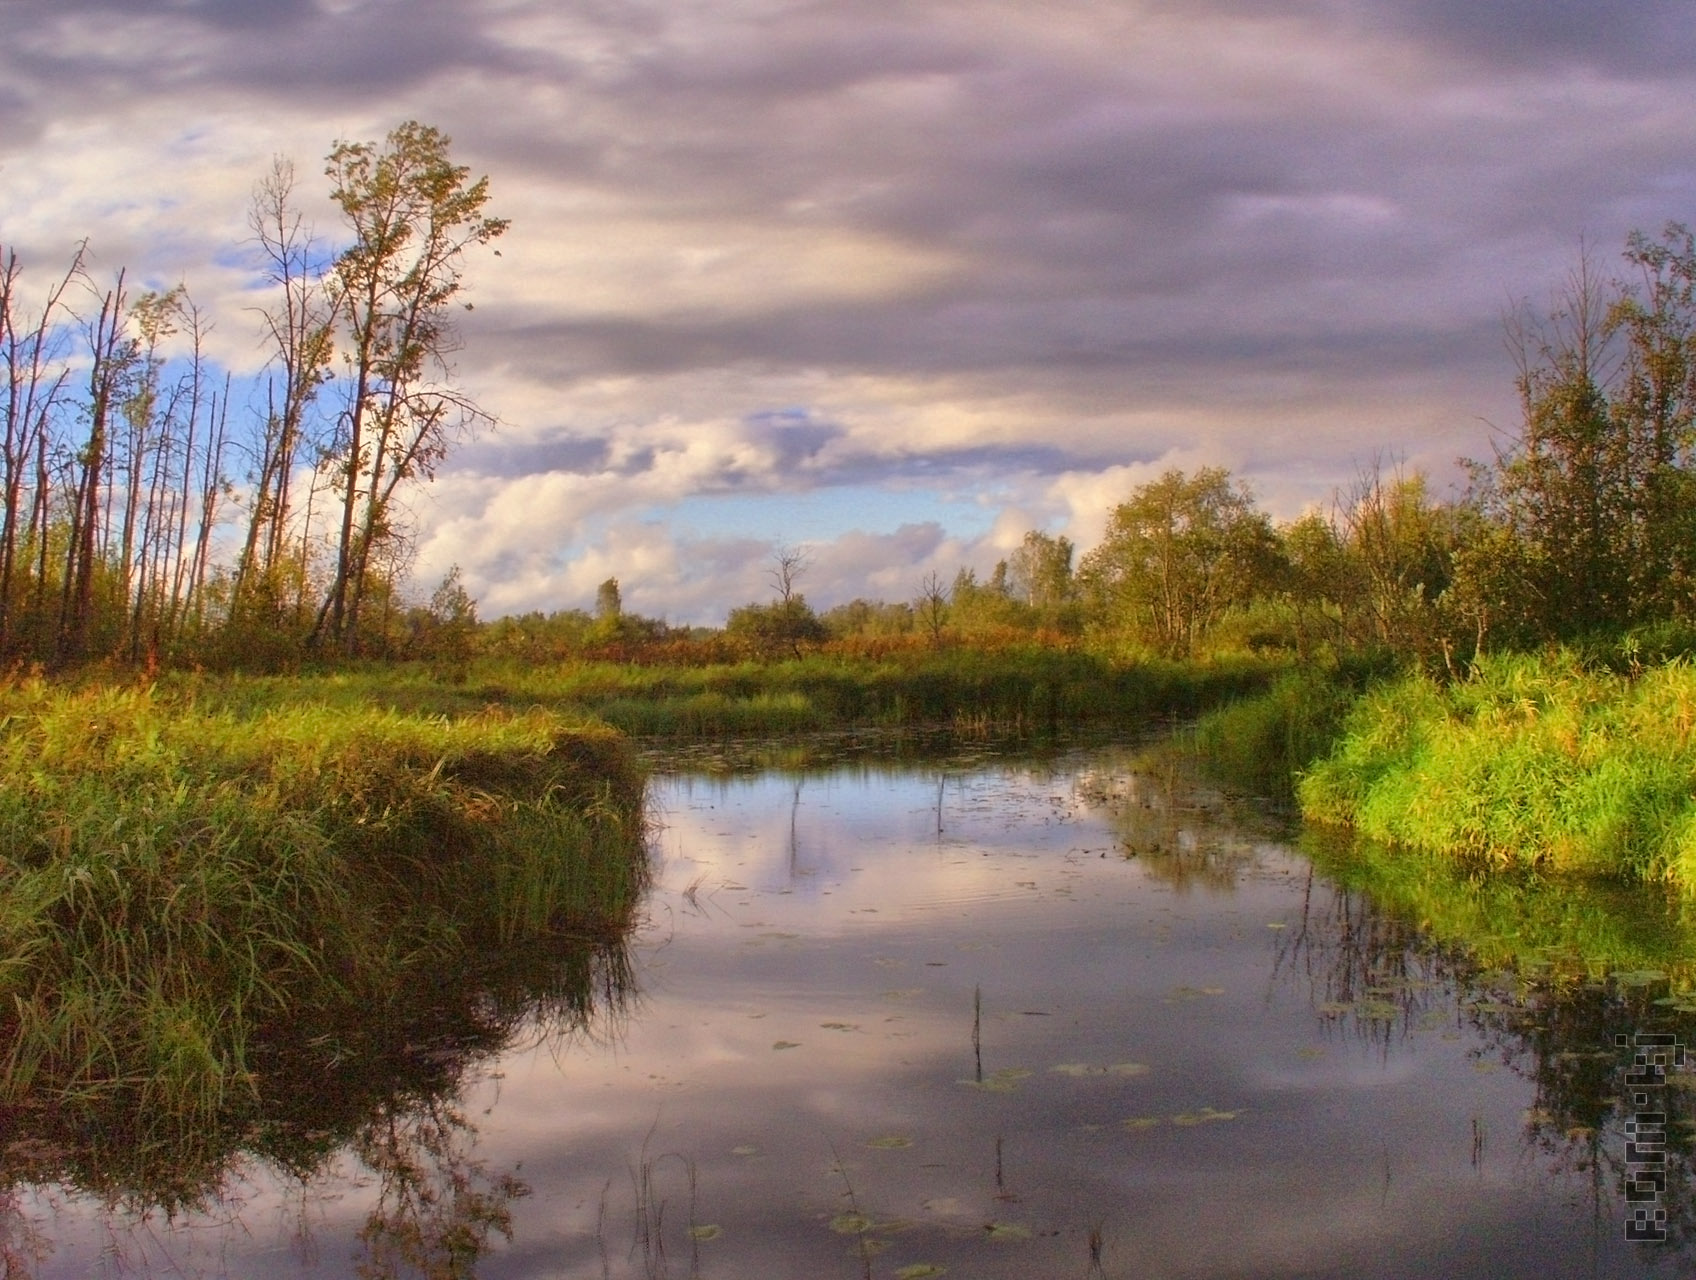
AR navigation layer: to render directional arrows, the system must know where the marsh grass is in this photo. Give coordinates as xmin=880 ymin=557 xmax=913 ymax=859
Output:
xmin=1299 ymin=653 xmax=1696 ymax=888
xmin=0 ymin=677 xmax=647 ymax=1159
xmin=1186 ymin=664 xmax=1365 ymax=800
xmin=165 ymin=647 xmax=1282 ymax=740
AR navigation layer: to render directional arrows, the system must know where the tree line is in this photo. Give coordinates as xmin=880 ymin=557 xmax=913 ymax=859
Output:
xmin=0 ymin=120 xmax=503 ymax=668
xmin=3 ymin=146 xmax=1689 ymax=671
xmin=539 ymin=225 xmax=1695 ymax=669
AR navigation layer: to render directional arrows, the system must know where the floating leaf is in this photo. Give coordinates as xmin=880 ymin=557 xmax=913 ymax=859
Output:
xmin=821 ymin=1022 xmax=860 ymax=1032
xmin=1122 ymin=1116 xmax=1161 ymax=1130
xmin=772 ymin=1040 xmax=802 ymax=1051
xmin=1356 ymin=1000 xmax=1399 ymax=1021
xmin=958 ymin=1068 xmax=1032 ymax=1093
xmin=1108 ymin=1062 xmax=1150 ymax=1077
xmin=1615 ymin=969 xmax=1669 ymax=988
xmin=687 ymin=1224 xmax=722 ymax=1241
xmin=896 ymin=1265 xmax=948 ymax=1278
xmin=1172 ymin=1106 xmax=1239 ymax=1126
xmin=831 ymin=1213 xmax=874 ymax=1235
xmin=984 ymin=1221 xmax=1031 ymax=1241
xmin=731 ymin=1145 xmax=758 ymax=1157
xmin=867 ymin=1135 xmax=914 ymax=1149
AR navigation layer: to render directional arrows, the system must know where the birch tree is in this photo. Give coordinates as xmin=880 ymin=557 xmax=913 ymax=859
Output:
xmin=310 ymin=121 xmax=507 ymax=653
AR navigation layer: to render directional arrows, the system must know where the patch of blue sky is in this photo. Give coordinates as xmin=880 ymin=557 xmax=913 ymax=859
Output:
xmin=651 ymin=485 xmax=999 ymax=546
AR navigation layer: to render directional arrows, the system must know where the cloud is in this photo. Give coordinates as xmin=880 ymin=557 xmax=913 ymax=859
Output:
xmin=1 ymin=0 xmax=1692 ymax=619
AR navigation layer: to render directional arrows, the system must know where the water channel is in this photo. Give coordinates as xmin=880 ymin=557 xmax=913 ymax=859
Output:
xmin=7 ymin=738 xmax=1696 ymax=1277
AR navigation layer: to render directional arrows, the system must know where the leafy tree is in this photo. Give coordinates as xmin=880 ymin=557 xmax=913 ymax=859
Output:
xmin=1336 ymin=464 xmax=1458 ymax=659
xmin=725 ymin=597 xmax=826 ymax=657
xmin=311 ymin=121 xmax=508 ymax=654
xmin=1078 ymin=467 xmax=1277 ymax=657
xmin=594 ymin=577 xmax=622 ymax=623
xmin=1279 ymin=510 xmax=1352 ymax=657
xmin=1006 ymin=530 xmax=1075 ymax=612
xmin=1611 ymin=223 xmax=1696 ymax=618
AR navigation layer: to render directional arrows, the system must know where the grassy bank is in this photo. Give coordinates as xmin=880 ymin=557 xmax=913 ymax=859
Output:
xmin=1297 ymin=653 xmax=1696 ymax=888
xmin=0 ymin=678 xmax=646 ymax=1138
xmin=169 ymin=645 xmax=1284 ymax=739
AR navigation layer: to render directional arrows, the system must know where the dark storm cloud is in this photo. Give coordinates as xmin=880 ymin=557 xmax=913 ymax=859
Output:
xmin=0 ymin=0 xmax=521 ymax=106
xmin=1374 ymin=0 xmax=1696 ymax=75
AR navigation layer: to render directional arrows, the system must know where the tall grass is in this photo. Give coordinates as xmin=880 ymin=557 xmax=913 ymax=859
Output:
xmin=165 ymin=646 xmax=1284 ymax=739
xmin=0 ymin=677 xmax=647 ymax=1150
xmin=1185 ymin=664 xmax=1368 ymax=800
xmin=1299 ymin=652 xmax=1696 ymax=888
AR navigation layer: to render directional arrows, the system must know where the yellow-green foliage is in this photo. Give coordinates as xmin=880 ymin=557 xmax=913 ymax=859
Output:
xmin=166 ymin=646 xmax=1282 ymax=739
xmin=0 ymin=678 xmax=645 ymax=1120
xmin=1300 ymin=653 xmax=1696 ymax=887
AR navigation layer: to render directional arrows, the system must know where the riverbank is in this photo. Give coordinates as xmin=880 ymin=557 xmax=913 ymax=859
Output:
xmin=1189 ymin=650 xmax=1696 ymax=893
xmin=0 ymin=677 xmax=647 ymax=1149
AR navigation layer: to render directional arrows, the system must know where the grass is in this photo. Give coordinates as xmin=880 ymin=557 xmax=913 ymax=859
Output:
xmin=0 ymin=674 xmax=647 ymax=1173
xmin=1184 ymin=662 xmax=1372 ymax=801
xmin=162 ymin=645 xmax=1286 ymax=740
xmin=1298 ymin=651 xmax=1696 ymax=889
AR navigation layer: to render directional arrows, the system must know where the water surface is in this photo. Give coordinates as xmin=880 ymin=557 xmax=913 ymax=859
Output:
xmin=9 ymin=741 xmax=1693 ymax=1277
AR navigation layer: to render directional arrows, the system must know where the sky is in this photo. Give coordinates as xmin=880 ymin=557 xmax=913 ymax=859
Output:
xmin=1 ymin=0 xmax=1693 ymax=625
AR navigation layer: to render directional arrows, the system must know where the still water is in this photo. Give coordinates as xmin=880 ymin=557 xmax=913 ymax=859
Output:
xmin=9 ymin=741 xmax=1694 ymax=1277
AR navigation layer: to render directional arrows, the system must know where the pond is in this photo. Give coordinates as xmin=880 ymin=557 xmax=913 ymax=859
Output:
xmin=6 ymin=739 xmax=1696 ymax=1277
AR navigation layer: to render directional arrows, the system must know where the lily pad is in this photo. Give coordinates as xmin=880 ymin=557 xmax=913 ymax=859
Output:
xmin=831 ymin=1213 xmax=874 ymax=1235
xmin=772 ymin=1041 xmax=802 ymax=1051
xmin=958 ymin=1068 xmax=1032 ymax=1093
xmin=896 ymin=1265 xmax=948 ymax=1278
xmin=1172 ymin=1106 xmax=1239 ymax=1126
xmin=1122 ymin=1116 xmax=1162 ymax=1130
xmin=1615 ymin=969 xmax=1669 ymax=988
xmin=985 ymin=1221 xmax=1031 ymax=1241
xmin=687 ymin=1224 xmax=722 ymax=1241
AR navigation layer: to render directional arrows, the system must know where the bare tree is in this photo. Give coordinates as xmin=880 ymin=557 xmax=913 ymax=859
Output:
xmin=0 ymin=241 xmax=83 ymax=653
xmin=235 ymin=158 xmax=336 ymax=621
xmin=767 ymin=543 xmax=810 ymax=605
xmin=915 ymin=570 xmax=949 ymax=647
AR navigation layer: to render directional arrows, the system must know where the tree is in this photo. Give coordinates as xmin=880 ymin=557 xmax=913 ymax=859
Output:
xmin=311 ymin=121 xmax=508 ymax=653
xmin=914 ymin=570 xmax=949 ymax=647
xmin=767 ymin=544 xmax=810 ymax=605
xmin=1611 ymin=223 xmax=1696 ymax=618
xmin=1005 ymin=530 xmax=1075 ymax=613
xmin=725 ymin=597 xmax=826 ymax=657
xmin=1336 ymin=462 xmax=1457 ymax=658
xmin=233 ymin=157 xmax=336 ymax=626
xmin=1078 ymin=467 xmax=1277 ymax=657
xmin=0 ymin=241 xmax=83 ymax=655
xmin=594 ymin=576 xmax=622 ymax=623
